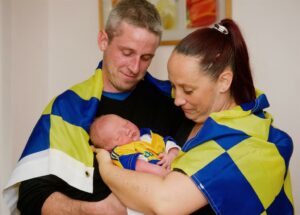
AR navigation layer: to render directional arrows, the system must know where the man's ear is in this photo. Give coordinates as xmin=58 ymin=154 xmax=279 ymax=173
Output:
xmin=98 ymin=30 xmax=109 ymax=51
xmin=218 ymin=68 xmax=233 ymax=93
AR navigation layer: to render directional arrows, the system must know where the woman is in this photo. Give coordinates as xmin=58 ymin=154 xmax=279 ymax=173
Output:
xmin=95 ymin=19 xmax=294 ymax=214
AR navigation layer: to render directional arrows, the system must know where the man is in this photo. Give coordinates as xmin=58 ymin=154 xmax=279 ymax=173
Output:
xmin=3 ymin=0 xmax=193 ymax=214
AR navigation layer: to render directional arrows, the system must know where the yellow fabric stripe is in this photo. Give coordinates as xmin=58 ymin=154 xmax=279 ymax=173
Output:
xmin=43 ymin=69 xmax=102 ymax=115
xmin=70 ymin=68 xmax=103 ymax=100
xmin=171 ymin=87 xmax=175 ymax=98
xmin=211 ymin=107 xmax=272 ymax=141
xmin=172 ymin=140 xmax=225 ymax=176
xmin=114 ymin=143 xmax=141 ymax=156
xmin=148 ymin=132 xmax=165 ymax=154
xmin=113 ymin=135 xmax=165 ymax=162
xmin=228 ymin=137 xmax=285 ymax=209
xmin=284 ymin=171 xmax=294 ymax=207
xmin=49 ymin=115 xmax=93 ymax=167
xmin=42 ymin=97 xmax=56 ymax=115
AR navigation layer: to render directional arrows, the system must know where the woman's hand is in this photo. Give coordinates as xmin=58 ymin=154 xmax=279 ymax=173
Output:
xmin=93 ymin=147 xmax=113 ymax=176
xmin=94 ymin=147 xmax=110 ymax=161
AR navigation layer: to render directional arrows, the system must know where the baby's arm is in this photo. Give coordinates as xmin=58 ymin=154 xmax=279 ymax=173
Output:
xmin=135 ymin=159 xmax=170 ymax=177
xmin=111 ymin=145 xmax=170 ymax=177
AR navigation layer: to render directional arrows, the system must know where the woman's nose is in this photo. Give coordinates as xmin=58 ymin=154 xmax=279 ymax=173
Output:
xmin=174 ymin=94 xmax=186 ymax=106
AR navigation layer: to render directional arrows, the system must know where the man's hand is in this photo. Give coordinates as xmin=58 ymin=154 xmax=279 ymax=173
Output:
xmin=42 ymin=191 xmax=126 ymax=215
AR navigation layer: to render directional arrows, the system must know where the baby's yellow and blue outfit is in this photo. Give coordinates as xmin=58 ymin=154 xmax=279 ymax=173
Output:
xmin=111 ymin=128 xmax=179 ymax=170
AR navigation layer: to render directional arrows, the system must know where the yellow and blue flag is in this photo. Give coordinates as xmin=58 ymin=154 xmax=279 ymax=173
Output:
xmin=3 ymin=66 xmax=103 ymax=212
xmin=3 ymin=61 xmax=172 ymax=213
xmin=172 ymin=90 xmax=294 ymax=214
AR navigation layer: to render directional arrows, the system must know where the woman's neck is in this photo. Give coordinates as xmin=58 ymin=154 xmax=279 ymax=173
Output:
xmin=187 ymin=97 xmax=237 ymax=140
xmin=222 ymin=92 xmax=238 ymax=110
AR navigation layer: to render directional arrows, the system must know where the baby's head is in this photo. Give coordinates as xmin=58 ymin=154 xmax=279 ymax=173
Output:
xmin=90 ymin=114 xmax=140 ymax=150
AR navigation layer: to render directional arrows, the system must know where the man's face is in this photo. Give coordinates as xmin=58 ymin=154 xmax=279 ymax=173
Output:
xmin=99 ymin=21 xmax=160 ymax=92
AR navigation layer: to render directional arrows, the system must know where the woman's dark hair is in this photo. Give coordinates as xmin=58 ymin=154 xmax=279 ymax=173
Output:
xmin=174 ymin=19 xmax=256 ymax=105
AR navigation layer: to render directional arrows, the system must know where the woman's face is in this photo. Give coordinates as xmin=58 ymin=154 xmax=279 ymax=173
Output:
xmin=168 ymin=52 xmax=223 ymax=124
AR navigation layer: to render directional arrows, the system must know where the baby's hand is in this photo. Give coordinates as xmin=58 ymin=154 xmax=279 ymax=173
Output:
xmin=157 ymin=148 xmax=179 ymax=170
xmin=157 ymin=152 xmax=171 ymax=170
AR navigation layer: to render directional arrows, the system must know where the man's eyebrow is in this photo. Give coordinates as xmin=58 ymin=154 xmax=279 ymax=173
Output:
xmin=118 ymin=45 xmax=134 ymax=51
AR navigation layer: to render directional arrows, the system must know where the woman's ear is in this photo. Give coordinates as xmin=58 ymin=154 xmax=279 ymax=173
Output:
xmin=218 ymin=68 xmax=233 ymax=93
xmin=98 ymin=30 xmax=109 ymax=51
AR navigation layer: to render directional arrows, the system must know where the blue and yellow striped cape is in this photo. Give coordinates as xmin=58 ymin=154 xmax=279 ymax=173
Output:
xmin=3 ymin=62 xmax=173 ymax=213
xmin=172 ymin=91 xmax=294 ymax=214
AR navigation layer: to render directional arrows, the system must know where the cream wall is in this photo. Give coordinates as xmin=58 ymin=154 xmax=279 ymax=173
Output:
xmin=0 ymin=0 xmax=13 ymax=214
xmin=1 ymin=0 xmax=299 ymax=214
xmin=232 ymin=2 xmax=300 ymax=212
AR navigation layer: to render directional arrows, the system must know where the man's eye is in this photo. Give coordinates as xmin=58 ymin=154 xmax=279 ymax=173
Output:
xmin=122 ymin=50 xmax=132 ymax=56
xmin=141 ymin=55 xmax=153 ymax=61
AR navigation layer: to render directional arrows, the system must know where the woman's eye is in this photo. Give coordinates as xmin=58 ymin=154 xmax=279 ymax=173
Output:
xmin=184 ymin=89 xmax=193 ymax=95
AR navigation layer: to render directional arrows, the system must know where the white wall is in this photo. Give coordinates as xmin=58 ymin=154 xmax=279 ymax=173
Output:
xmin=48 ymin=0 xmax=99 ymax=98
xmin=1 ymin=0 xmax=299 ymax=214
xmin=0 ymin=0 xmax=12 ymax=214
xmin=232 ymin=0 xmax=300 ymax=211
xmin=0 ymin=0 xmax=99 ymax=214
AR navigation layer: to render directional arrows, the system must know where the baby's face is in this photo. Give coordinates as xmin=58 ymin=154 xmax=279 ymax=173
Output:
xmin=108 ymin=116 xmax=140 ymax=146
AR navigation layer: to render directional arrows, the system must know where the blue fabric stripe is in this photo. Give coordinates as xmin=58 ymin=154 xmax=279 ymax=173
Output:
xmin=192 ymin=152 xmax=265 ymax=215
xmin=240 ymin=101 xmax=254 ymax=111
xmin=240 ymin=93 xmax=269 ymax=113
xmin=119 ymin=153 xmax=141 ymax=170
xmin=149 ymin=159 xmax=160 ymax=165
xmin=140 ymin=128 xmax=151 ymax=136
xmin=96 ymin=60 xmax=103 ymax=69
xmin=51 ymin=90 xmax=99 ymax=132
xmin=253 ymin=110 xmax=266 ymax=119
xmin=102 ymin=91 xmax=132 ymax=101
xmin=183 ymin=117 xmax=248 ymax=152
xmin=253 ymin=94 xmax=269 ymax=113
xmin=163 ymin=135 xmax=177 ymax=146
xmin=266 ymin=187 xmax=294 ymax=214
xmin=214 ymin=133 xmax=249 ymax=151
xmin=20 ymin=115 xmax=51 ymax=160
xmin=268 ymin=126 xmax=293 ymax=173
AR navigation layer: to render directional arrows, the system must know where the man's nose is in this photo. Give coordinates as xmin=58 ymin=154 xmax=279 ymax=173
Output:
xmin=128 ymin=57 xmax=140 ymax=74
